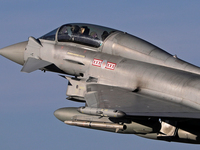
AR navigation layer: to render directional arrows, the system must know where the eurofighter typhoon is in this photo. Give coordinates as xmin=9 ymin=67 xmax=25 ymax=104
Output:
xmin=1 ymin=23 xmax=200 ymax=144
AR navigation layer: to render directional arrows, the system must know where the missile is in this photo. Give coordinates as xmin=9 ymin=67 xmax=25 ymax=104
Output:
xmin=77 ymin=106 xmax=126 ymax=118
xmin=54 ymin=107 xmax=158 ymax=134
xmin=64 ymin=120 xmax=125 ymax=132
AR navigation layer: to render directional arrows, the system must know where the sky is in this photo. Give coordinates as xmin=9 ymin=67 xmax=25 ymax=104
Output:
xmin=0 ymin=1 xmax=200 ymax=150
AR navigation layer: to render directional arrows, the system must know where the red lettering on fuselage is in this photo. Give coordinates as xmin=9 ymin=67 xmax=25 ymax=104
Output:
xmin=92 ymin=59 xmax=116 ymax=70
xmin=105 ymin=62 xmax=116 ymax=70
xmin=92 ymin=59 xmax=103 ymax=67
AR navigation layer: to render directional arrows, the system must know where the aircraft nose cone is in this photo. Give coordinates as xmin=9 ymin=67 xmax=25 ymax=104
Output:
xmin=0 ymin=41 xmax=28 ymax=65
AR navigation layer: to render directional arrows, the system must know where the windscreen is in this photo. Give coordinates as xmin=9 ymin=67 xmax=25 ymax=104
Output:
xmin=39 ymin=28 xmax=58 ymax=41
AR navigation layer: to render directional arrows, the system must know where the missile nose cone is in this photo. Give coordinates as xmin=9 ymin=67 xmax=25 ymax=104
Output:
xmin=54 ymin=108 xmax=68 ymax=122
xmin=54 ymin=109 xmax=62 ymax=121
xmin=117 ymin=111 xmax=126 ymax=118
xmin=54 ymin=107 xmax=80 ymax=122
xmin=0 ymin=41 xmax=28 ymax=65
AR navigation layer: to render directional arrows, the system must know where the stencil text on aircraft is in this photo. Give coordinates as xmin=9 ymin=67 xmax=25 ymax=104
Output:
xmin=92 ymin=59 xmax=116 ymax=70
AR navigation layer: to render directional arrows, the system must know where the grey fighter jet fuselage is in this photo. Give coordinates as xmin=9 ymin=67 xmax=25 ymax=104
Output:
xmin=1 ymin=23 xmax=200 ymax=144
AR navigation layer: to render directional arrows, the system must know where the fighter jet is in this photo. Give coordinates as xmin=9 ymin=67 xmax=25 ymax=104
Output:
xmin=1 ymin=23 xmax=200 ymax=144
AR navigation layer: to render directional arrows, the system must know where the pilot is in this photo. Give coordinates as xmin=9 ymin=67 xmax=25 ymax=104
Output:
xmin=79 ymin=26 xmax=90 ymax=36
xmin=90 ymin=31 xmax=98 ymax=39
xmin=79 ymin=27 xmax=85 ymax=35
xmin=58 ymin=26 xmax=71 ymax=42
xmin=71 ymin=25 xmax=80 ymax=35
xmin=101 ymin=31 xmax=109 ymax=41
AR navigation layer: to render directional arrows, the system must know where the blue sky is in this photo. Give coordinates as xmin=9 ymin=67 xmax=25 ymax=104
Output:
xmin=1 ymin=1 xmax=200 ymax=150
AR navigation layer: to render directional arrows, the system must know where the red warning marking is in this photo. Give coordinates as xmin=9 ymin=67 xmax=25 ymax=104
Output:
xmin=105 ymin=62 xmax=116 ymax=70
xmin=92 ymin=58 xmax=116 ymax=70
xmin=92 ymin=59 xmax=103 ymax=67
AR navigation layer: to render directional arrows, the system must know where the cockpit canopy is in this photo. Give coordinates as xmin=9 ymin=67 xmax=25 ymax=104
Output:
xmin=39 ymin=23 xmax=116 ymax=48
